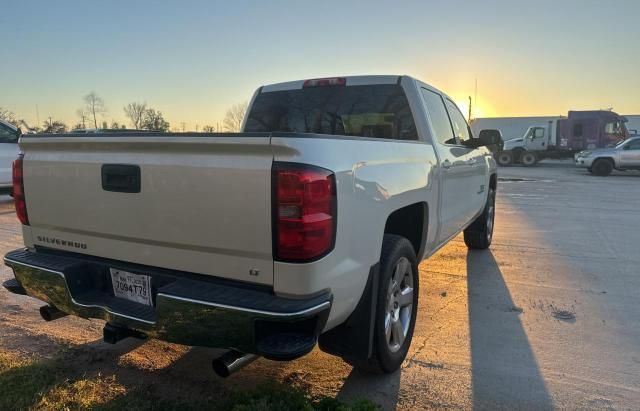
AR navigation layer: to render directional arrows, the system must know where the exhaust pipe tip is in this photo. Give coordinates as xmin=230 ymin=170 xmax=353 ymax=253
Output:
xmin=212 ymin=350 xmax=258 ymax=378
xmin=39 ymin=305 xmax=68 ymax=322
xmin=103 ymin=323 xmax=146 ymax=344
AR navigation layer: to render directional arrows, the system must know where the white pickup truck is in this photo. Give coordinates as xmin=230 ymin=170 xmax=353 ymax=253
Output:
xmin=3 ymin=76 xmax=498 ymax=375
xmin=0 ymin=119 xmax=21 ymax=194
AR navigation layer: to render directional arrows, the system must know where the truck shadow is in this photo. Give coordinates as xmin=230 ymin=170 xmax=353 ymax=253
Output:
xmin=466 ymin=249 xmax=553 ymax=410
xmin=337 ymin=367 xmax=401 ymax=411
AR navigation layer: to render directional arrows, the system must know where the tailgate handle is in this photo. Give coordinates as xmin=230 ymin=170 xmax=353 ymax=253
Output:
xmin=101 ymin=164 xmax=141 ymax=193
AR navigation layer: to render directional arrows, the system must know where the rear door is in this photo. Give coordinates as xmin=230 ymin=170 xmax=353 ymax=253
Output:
xmin=619 ymin=139 xmax=640 ymax=167
xmin=21 ymin=134 xmax=275 ymax=285
xmin=0 ymin=123 xmax=19 ymax=187
xmin=442 ymin=98 xmax=488 ymax=227
xmin=420 ymin=88 xmax=478 ymax=242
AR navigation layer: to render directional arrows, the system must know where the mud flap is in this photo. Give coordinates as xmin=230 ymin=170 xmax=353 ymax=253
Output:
xmin=318 ymin=263 xmax=379 ymax=362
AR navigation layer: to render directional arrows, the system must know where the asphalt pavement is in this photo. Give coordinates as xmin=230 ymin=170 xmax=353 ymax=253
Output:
xmin=1 ymin=160 xmax=639 ymax=410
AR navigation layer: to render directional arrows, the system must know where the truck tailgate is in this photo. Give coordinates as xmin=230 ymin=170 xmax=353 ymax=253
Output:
xmin=20 ymin=134 xmax=274 ymax=285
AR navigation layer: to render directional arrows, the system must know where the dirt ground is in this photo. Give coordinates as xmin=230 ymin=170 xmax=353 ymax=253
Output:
xmin=1 ymin=161 xmax=640 ymax=410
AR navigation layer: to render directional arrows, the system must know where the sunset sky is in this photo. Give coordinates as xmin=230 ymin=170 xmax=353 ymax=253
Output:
xmin=2 ymin=0 xmax=639 ymax=130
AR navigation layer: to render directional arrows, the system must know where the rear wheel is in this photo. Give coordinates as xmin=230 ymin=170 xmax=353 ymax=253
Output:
xmin=592 ymin=159 xmax=613 ymax=176
xmin=496 ymin=151 xmax=513 ymax=166
xmin=521 ymin=151 xmax=538 ymax=166
xmin=354 ymin=235 xmax=418 ymax=374
xmin=512 ymin=147 xmax=525 ymax=163
xmin=464 ymin=187 xmax=496 ymax=250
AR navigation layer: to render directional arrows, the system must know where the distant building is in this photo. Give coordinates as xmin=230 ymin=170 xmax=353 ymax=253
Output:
xmin=471 ymin=114 xmax=640 ymax=140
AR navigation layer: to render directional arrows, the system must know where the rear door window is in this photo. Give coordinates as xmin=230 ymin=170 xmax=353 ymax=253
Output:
xmin=245 ymin=84 xmax=417 ymax=140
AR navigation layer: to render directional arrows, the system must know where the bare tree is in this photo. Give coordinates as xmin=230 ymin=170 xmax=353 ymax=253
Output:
xmin=82 ymin=92 xmax=107 ymax=129
xmin=141 ymin=109 xmax=170 ymax=131
xmin=202 ymin=125 xmax=216 ymax=133
xmin=223 ymin=101 xmax=248 ymax=132
xmin=0 ymin=107 xmax=17 ymax=124
xmin=42 ymin=119 xmax=68 ymax=134
xmin=123 ymin=102 xmax=147 ymax=130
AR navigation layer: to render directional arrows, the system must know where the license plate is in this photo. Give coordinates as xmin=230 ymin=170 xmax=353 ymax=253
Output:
xmin=110 ymin=268 xmax=153 ymax=306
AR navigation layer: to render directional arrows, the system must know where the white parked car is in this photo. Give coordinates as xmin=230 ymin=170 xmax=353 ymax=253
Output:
xmin=3 ymin=75 xmax=498 ymax=375
xmin=0 ymin=119 xmax=20 ymax=193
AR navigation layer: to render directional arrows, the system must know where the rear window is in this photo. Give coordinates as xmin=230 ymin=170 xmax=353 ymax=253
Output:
xmin=245 ymin=84 xmax=418 ymax=140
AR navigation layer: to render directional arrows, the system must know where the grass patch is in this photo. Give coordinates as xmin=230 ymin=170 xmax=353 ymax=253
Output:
xmin=222 ymin=383 xmax=378 ymax=411
xmin=0 ymin=351 xmax=62 ymax=410
xmin=0 ymin=350 xmax=378 ymax=410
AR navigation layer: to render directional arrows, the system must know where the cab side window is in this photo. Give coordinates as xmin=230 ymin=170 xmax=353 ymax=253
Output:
xmin=420 ymin=88 xmax=456 ymax=145
xmin=625 ymin=140 xmax=640 ymax=150
xmin=444 ymin=99 xmax=472 ymax=144
xmin=0 ymin=125 xmax=18 ymax=143
xmin=533 ymin=128 xmax=545 ymax=138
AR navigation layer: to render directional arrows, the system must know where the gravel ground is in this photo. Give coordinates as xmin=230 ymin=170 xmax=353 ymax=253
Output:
xmin=1 ymin=160 xmax=639 ymax=410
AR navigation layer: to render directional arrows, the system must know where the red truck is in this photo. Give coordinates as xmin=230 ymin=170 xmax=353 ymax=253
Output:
xmin=497 ymin=110 xmax=630 ymax=166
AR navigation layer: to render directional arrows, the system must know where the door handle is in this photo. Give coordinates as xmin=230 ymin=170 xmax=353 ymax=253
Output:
xmin=102 ymin=164 xmax=141 ymax=193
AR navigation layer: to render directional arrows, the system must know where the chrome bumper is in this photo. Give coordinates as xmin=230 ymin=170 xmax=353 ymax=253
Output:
xmin=3 ymin=248 xmax=331 ymax=360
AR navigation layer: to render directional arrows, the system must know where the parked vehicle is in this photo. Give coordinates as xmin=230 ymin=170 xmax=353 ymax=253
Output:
xmin=575 ymin=136 xmax=640 ymax=176
xmin=2 ymin=75 xmax=498 ymax=375
xmin=0 ymin=119 xmax=21 ymax=194
xmin=70 ymin=128 xmax=160 ymax=134
xmin=497 ymin=110 xmax=630 ymax=166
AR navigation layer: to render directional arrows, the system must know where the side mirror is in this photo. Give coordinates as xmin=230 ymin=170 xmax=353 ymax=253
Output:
xmin=478 ymin=129 xmax=504 ymax=151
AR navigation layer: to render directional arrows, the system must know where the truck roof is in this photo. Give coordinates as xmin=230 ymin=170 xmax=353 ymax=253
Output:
xmin=567 ymin=110 xmax=623 ymax=120
xmin=261 ymin=75 xmax=401 ymax=93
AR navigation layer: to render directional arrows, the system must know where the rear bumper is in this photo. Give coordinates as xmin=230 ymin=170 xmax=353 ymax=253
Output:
xmin=3 ymin=248 xmax=331 ymax=360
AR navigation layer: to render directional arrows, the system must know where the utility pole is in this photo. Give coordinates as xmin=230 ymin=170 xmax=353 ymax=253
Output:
xmin=468 ymin=96 xmax=472 ymax=123
xmin=181 ymin=122 xmax=186 ymax=132
xmin=474 ymin=78 xmax=478 ymax=118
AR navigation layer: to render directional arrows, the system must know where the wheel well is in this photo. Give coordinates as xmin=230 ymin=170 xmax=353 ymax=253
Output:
xmin=594 ymin=157 xmax=614 ymax=166
xmin=489 ymin=174 xmax=497 ymax=191
xmin=384 ymin=202 xmax=427 ymax=256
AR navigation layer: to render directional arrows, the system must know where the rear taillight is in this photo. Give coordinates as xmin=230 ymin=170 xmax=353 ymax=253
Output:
xmin=12 ymin=154 xmax=29 ymax=225
xmin=273 ymin=163 xmax=336 ymax=262
xmin=302 ymin=77 xmax=347 ymax=88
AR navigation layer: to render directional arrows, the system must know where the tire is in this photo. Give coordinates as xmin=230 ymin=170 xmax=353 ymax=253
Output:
xmin=464 ymin=187 xmax=496 ymax=250
xmin=353 ymin=234 xmax=419 ymax=374
xmin=512 ymin=147 xmax=525 ymax=163
xmin=587 ymin=167 xmax=593 ymax=174
xmin=592 ymin=159 xmax=613 ymax=176
xmin=496 ymin=151 xmax=513 ymax=166
xmin=521 ymin=151 xmax=538 ymax=166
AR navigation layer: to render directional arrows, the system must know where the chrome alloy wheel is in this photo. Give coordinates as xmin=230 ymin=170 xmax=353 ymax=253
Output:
xmin=385 ymin=256 xmax=414 ymax=352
